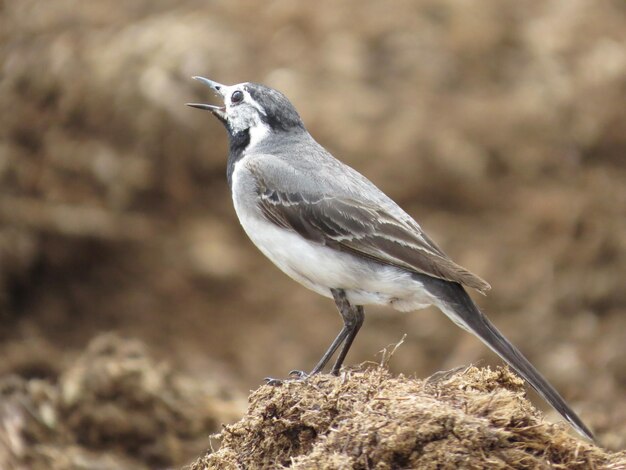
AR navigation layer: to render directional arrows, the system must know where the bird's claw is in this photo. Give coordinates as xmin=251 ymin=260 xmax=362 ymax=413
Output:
xmin=288 ymin=369 xmax=309 ymax=379
xmin=264 ymin=370 xmax=310 ymax=386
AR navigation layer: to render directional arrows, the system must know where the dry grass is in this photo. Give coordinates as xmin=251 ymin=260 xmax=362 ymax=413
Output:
xmin=192 ymin=366 xmax=625 ymax=469
xmin=0 ymin=334 xmax=243 ymax=469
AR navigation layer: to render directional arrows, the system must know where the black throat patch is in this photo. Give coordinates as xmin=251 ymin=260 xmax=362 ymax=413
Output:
xmin=226 ymin=129 xmax=250 ymax=188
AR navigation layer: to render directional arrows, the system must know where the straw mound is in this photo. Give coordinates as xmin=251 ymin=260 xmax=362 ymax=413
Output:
xmin=192 ymin=366 xmax=625 ymax=470
xmin=0 ymin=334 xmax=242 ymax=470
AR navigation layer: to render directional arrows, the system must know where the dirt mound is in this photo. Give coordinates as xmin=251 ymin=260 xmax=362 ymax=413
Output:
xmin=192 ymin=366 xmax=625 ymax=469
xmin=0 ymin=334 xmax=243 ymax=469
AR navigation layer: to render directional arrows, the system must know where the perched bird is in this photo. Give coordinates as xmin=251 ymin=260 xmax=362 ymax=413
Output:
xmin=187 ymin=77 xmax=594 ymax=440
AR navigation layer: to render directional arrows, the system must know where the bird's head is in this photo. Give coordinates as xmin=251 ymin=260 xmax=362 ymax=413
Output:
xmin=187 ymin=77 xmax=304 ymax=140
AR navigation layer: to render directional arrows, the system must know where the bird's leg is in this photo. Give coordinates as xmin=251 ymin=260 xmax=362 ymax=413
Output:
xmin=292 ymin=288 xmax=358 ymax=377
xmin=307 ymin=321 xmax=351 ymax=375
xmin=330 ymin=305 xmax=364 ymax=375
xmin=266 ymin=322 xmax=349 ymax=385
xmin=329 ymin=289 xmax=364 ymax=375
xmin=266 ymin=289 xmax=363 ymax=385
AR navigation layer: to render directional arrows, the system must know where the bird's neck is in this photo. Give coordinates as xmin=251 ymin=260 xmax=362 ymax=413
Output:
xmin=226 ymin=126 xmax=310 ymax=188
xmin=226 ymin=129 xmax=251 ymax=188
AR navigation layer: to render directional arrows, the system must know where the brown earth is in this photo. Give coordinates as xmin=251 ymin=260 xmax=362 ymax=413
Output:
xmin=1 ymin=0 xmax=625 ymax=468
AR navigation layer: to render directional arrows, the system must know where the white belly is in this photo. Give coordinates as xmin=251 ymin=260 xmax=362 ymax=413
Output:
xmin=230 ymin=164 xmax=436 ymax=311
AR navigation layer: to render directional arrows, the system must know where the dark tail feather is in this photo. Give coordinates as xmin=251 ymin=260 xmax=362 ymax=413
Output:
xmin=424 ymin=278 xmax=595 ymax=441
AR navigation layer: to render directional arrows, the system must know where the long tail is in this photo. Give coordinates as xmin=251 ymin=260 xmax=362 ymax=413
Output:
xmin=424 ymin=278 xmax=595 ymax=441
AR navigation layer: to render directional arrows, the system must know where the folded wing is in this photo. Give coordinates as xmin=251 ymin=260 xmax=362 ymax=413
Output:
xmin=251 ymin=164 xmax=491 ymax=294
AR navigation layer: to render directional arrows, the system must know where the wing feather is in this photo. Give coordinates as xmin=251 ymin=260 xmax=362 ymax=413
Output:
xmin=252 ymin=166 xmax=491 ymax=294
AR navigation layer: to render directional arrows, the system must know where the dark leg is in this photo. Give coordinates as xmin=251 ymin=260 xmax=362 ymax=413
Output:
xmin=328 ymin=289 xmax=364 ymax=375
xmin=330 ymin=304 xmax=364 ymax=375
xmin=265 ymin=288 xmax=364 ymax=385
xmin=308 ymin=323 xmax=351 ymax=375
xmin=296 ymin=289 xmax=365 ymax=376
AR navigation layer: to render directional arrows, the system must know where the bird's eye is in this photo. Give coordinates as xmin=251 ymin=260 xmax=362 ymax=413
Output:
xmin=231 ymin=90 xmax=244 ymax=104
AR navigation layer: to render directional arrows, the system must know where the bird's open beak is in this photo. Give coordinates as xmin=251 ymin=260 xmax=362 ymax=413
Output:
xmin=186 ymin=76 xmax=227 ymax=122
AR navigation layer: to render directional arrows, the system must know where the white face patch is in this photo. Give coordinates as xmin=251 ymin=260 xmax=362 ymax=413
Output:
xmin=220 ymin=83 xmax=270 ymax=148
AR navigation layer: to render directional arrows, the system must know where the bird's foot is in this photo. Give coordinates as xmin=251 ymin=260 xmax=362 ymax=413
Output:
xmin=264 ymin=377 xmax=285 ymax=386
xmin=264 ymin=370 xmax=309 ymax=386
xmin=288 ymin=369 xmax=309 ymax=379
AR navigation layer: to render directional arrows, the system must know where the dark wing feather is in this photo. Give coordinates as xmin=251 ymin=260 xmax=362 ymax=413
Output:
xmin=256 ymin=182 xmax=491 ymax=294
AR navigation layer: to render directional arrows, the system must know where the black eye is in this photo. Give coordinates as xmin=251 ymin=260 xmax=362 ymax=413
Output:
xmin=231 ymin=90 xmax=244 ymax=104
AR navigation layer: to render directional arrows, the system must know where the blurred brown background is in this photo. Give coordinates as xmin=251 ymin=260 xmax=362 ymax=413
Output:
xmin=1 ymin=0 xmax=625 ymax=454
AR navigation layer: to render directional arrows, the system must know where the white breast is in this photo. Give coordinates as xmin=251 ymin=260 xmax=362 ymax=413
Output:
xmin=229 ymin=158 xmax=437 ymax=311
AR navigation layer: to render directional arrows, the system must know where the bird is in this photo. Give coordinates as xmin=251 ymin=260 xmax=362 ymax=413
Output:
xmin=187 ymin=76 xmax=594 ymax=441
